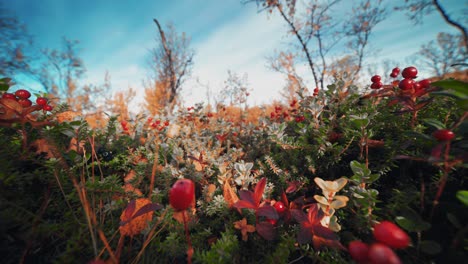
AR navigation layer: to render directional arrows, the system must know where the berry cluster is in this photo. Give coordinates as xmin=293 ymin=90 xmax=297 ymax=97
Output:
xmin=370 ymin=75 xmax=383 ymax=89
xmin=348 ymin=221 xmax=410 ymax=264
xmin=147 ymin=118 xmax=170 ymax=131
xmin=392 ymin=66 xmax=431 ymax=92
xmin=2 ymin=89 xmax=53 ymax=111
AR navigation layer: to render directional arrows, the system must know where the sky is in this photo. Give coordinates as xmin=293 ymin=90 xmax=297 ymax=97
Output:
xmin=3 ymin=0 xmax=466 ymax=109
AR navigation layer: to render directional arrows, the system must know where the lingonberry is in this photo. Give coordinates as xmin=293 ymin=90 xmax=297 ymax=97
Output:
xmin=413 ymin=82 xmax=422 ymax=91
xmin=348 ymin=241 xmax=369 ymax=264
xmin=36 ymin=97 xmax=48 ymax=106
xmin=2 ymin=93 xmax=17 ymax=100
xmin=390 ymin=67 xmax=400 ymax=78
xmin=371 ymin=75 xmax=381 ymax=83
xmin=402 ymin=66 xmax=418 ymax=79
xmin=398 ymin=78 xmax=414 ymax=90
xmin=169 ymin=179 xmax=195 ymax=211
xmin=15 ymin=89 xmax=31 ymax=99
xmin=373 ymin=221 xmax=410 ymax=249
xmin=371 ymin=81 xmax=383 ymax=89
xmin=419 ymin=79 xmax=431 ymax=88
xmin=18 ymin=99 xmax=32 ymax=107
xmin=368 ymin=243 xmax=402 ymax=264
xmin=43 ymin=104 xmax=53 ymax=111
xmin=273 ymin=201 xmax=286 ymax=216
xmin=432 ymin=129 xmax=455 ymax=141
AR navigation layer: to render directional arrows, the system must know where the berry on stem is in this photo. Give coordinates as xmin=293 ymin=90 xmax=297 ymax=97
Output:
xmin=402 ymin=66 xmax=418 ymax=79
xmin=2 ymin=93 xmax=17 ymax=101
xmin=371 ymin=75 xmax=381 ymax=83
xmin=15 ymin=89 xmax=31 ymax=99
xmin=433 ymin=129 xmax=455 ymax=141
xmin=169 ymin=179 xmax=195 ymax=211
xmin=348 ymin=241 xmax=369 ymax=264
xmin=36 ymin=97 xmax=48 ymax=106
xmin=398 ymin=78 xmax=414 ymax=90
xmin=373 ymin=221 xmax=410 ymax=249
xmin=18 ymin=99 xmax=32 ymax=107
xmin=43 ymin=104 xmax=53 ymax=111
xmin=371 ymin=82 xmax=383 ymax=89
xmin=368 ymin=243 xmax=402 ymax=264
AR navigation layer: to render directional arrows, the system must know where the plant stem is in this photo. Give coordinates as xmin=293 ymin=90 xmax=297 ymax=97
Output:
xmin=431 ymin=141 xmax=451 ymax=218
xmin=183 ymin=211 xmax=193 ymax=264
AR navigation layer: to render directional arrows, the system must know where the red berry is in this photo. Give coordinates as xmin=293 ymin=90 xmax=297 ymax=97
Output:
xmin=274 ymin=201 xmax=286 ymax=215
xmin=391 ymin=67 xmax=400 ymax=74
xmin=2 ymin=93 xmax=17 ymax=100
xmin=36 ymin=97 xmax=48 ymax=106
xmin=368 ymin=243 xmax=402 ymax=264
xmin=348 ymin=241 xmax=369 ymax=263
xmin=413 ymin=82 xmax=422 ymax=91
xmin=371 ymin=81 xmax=383 ymax=89
xmin=398 ymin=78 xmax=414 ymax=90
xmin=43 ymin=104 xmax=53 ymax=111
xmin=371 ymin=75 xmax=381 ymax=83
xmin=18 ymin=99 xmax=32 ymax=107
xmin=419 ymin=79 xmax=431 ymax=89
xmin=390 ymin=72 xmax=398 ymax=78
xmin=373 ymin=221 xmax=410 ymax=249
xmin=402 ymin=66 xmax=418 ymax=79
xmin=432 ymin=129 xmax=455 ymax=141
xmin=265 ymin=218 xmax=277 ymax=225
xmin=15 ymin=89 xmax=31 ymax=99
xmin=164 ymin=120 xmax=169 ymax=126
xmin=169 ymin=179 xmax=195 ymax=211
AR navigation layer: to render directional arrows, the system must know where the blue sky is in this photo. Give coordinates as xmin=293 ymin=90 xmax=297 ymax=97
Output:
xmin=5 ymin=0 xmax=465 ymax=108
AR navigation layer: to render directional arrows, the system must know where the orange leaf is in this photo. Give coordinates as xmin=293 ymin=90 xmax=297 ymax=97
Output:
xmin=223 ymin=181 xmax=239 ymax=207
xmin=119 ymin=198 xmax=154 ymax=236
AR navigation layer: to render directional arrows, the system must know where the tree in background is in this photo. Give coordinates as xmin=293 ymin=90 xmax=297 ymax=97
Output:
xmin=269 ymin=51 xmax=305 ymax=103
xmin=145 ymin=19 xmax=194 ymax=114
xmin=245 ymin=0 xmax=386 ymax=90
xmin=414 ymin=32 xmax=466 ymax=78
xmin=0 ymin=4 xmax=33 ymax=77
xmin=396 ymin=0 xmax=467 ymax=52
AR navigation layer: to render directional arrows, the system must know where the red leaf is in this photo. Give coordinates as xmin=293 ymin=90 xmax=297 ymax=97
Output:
xmin=238 ymin=190 xmax=256 ymax=206
xmin=124 ymin=200 xmax=136 ymax=220
xmin=312 ymin=225 xmax=339 ymax=241
xmin=430 ymin=143 xmax=444 ymax=161
xmin=233 ymin=200 xmax=257 ymax=210
xmin=290 ymin=209 xmax=308 ymax=223
xmin=257 ymin=204 xmax=279 ymax=219
xmin=307 ymin=204 xmax=324 ymax=224
xmin=131 ymin=203 xmax=162 ymax=220
xmin=256 ymin=221 xmax=276 ymax=240
xmin=285 ymin=181 xmax=301 ymax=193
xmin=281 ymin=191 xmax=289 ymax=205
xmin=253 ymin=178 xmax=267 ymax=206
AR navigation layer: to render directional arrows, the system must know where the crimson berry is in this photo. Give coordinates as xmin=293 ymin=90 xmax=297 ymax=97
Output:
xmin=390 ymin=72 xmax=398 ymax=78
xmin=36 ymin=97 xmax=48 ymax=106
xmin=373 ymin=221 xmax=410 ymax=249
xmin=432 ymin=129 xmax=455 ymax=141
xmin=398 ymin=78 xmax=414 ymax=90
xmin=274 ymin=201 xmax=286 ymax=215
xmin=43 ymin=104 xmax=53 ymax=111
xmin=402 ymin=66 xmax=418 ymax=79
xmin=368 ymin=243 xmax=402 ymax=264
xmin=2 ymin=93 xmax=17 ymax=100
xmin=169 ymin=179 xmax=195 ymax=211
xmin=18 ymin=99 xmax=32 ymax=107
xmin=371 ymin=81 xmax=383 ymax=89
xmin=164 ymin=120 xmax=169 ymax=126
xmin=419 ymin=79 xmax=431 ymax=88
xmin=348 ymin=241 xmax=369 ymax=264
xmin=413 ymin=82 xmax=422 ymax=91
xmin=15 ymin=89 xmax=31 ymax=99
xmin=371 ymin=75 xmax=381 ymax=83
xmin=391 ymin=67 xmax=400 ymax=74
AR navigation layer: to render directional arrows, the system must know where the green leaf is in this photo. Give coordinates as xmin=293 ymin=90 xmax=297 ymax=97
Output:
xmin=422 ymin=118 xmax=446 ymax=130
xmin=447 ymin=213 xmax=462 ymax=229
xmin=420 ymin=240 xmax=442 ymax=255
xmin=432 ymin=79 xmax=468 ymax=97
xmin=456 ymin=190 xmax=468 ymax=206
xmin=396 ymin=208 xmax=431 ymax=232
